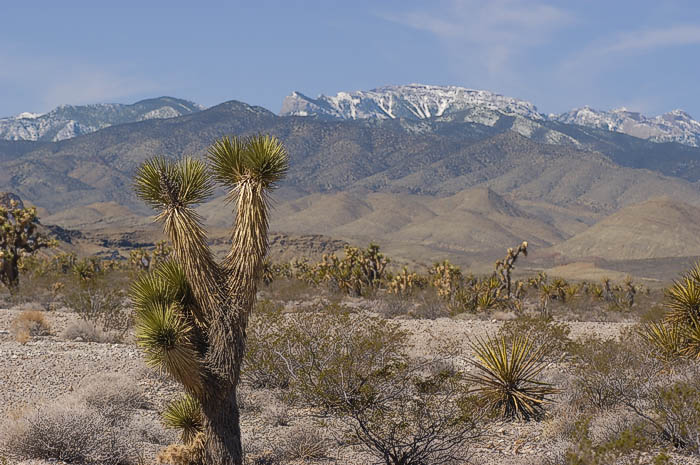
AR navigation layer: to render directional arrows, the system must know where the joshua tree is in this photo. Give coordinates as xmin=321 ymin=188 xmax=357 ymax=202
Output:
xmin=132 ymin=135 xmax=288 ymax=465
xmin=495 ymin=241 xmax=528 ymax=298
xmin=0 ymin=199 xmax=54 ymax=292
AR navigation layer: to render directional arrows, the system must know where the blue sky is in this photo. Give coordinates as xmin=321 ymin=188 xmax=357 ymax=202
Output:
xmin=2 ymin=0 xmax=700 ymax=118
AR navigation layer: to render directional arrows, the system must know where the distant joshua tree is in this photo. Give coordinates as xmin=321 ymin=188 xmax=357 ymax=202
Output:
xmin=0 ymin=197 xmax=54 ymax=292
xmin=132 ymin=135 xmax=288 ymax=465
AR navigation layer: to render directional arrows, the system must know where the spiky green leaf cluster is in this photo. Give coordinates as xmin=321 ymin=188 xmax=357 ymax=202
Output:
xmin=163 ymin=394 xmax=204 ymax=445
xmin=466 ymin=334 xmax=557 ymax=420
xmin=131 ymin=260 xmax=204 ymax=393
xmin=134 ymin=156 xmax=213 ymax=210
xmin=645 ymin=262 xmax=700 ymax=360
xmin=208 ymin=134 xmax=289 ymax=191
xmin=666 ymin=276 xmax=700 ymax=325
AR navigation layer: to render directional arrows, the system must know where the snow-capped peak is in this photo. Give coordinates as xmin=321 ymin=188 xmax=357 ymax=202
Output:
xmin=552 ymin=106 xmax=700 ymax=147
xmin=14 ymin=112 xmax=43 ymax=120
xmin=280 ymin=84 xmax=543 ymax=121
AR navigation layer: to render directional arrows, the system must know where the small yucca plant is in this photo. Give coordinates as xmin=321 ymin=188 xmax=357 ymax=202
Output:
xmin=163 ymin=394 xmax=204 ymax=445
xmin=466 ymin=334 xmax=556 ymax=420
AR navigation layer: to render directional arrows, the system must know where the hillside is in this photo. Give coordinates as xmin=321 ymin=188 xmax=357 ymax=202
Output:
xmin=551 ymin=197 xmax=700 ymax=260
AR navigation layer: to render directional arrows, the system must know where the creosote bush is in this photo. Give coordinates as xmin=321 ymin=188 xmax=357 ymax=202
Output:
xmin=498 ymin=314 xmax=572 ymax=360
xmin=244 ymin=301 xmax=484 ymax=465
xmin=64 ymin=279 xmax=130 ymax=341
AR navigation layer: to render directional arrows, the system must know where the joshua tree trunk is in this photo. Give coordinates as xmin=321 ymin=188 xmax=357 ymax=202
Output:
xmin=201 ymin=384 xmax=242 ymax=465
xmin=0 ymin=253 xmax=19 ymax=292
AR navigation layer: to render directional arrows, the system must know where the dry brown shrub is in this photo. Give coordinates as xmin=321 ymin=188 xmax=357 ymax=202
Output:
xmin=157 ymin=432 xmax=205 ymax=465
xmin=277 ymin=424 xmax=328 ymax=461
xmin=261 ymin=398 xmax=290 ymax=427
xmin=10 ymin=310 xmax=51 ymax=343
xmin=76 ymin=373 xmax=148 ymax=415
xmin=0 ymin=398 xmax=139 ymax=464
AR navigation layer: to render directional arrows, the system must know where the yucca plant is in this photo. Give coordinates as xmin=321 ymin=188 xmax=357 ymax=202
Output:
xmin=132 ymin=134 xmax=288 ymax=465
xmin=665 ymin=276 xmax=700 ymax=325
xmin=680 ymin=315 xmax=700 ymax=359
xmin=466 ymin=334 xmax=556 ymax=420
xmin=640 ymin=321 xmax=686 ymax=362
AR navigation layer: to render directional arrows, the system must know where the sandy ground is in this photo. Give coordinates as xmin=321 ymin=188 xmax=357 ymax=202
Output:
xmin=0 ymin=306 xmax=698 ymax=465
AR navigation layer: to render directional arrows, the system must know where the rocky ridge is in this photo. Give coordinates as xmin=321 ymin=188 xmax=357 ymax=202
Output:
xmin=0 ymin=97 xmax=203 ymax=141
xmin=282 ymin=84 xmax=700 ymax=147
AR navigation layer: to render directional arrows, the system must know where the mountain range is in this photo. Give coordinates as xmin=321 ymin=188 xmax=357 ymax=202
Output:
xmin=2 ymin=85 xmax=700 ymax=281
xmin=0 ymin=97 xmax=203 ymax=142
xmin=281 ymin=84 xmax=700 ymax=148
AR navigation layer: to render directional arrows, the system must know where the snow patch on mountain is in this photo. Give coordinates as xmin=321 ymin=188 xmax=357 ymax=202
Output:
xmin=282 ymin=84 xmax=700 ymax=147
xmin=280 ymin=84 xmax=544 ymax=122
xmin=552 ymin=106 xmax=700 ymax=147
xmin=0 ymin=97 xmax=203 ymax=142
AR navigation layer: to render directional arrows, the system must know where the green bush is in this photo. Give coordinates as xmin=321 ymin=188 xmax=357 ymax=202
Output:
xmin=498 ymin=315 xmax=572 ymax=360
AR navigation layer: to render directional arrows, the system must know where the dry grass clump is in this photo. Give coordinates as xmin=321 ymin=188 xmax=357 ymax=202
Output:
xmin=260 ymin=398 xmax=290 ymax=427
xmin=62 ymin=319 xmax=118 ymax=343
xmin=77 ymin=373 xmax=149 ymax=414
xmin=10 ymin=309 xmax=51 ymax=343
xmin=276 ymin=425 xmax=328 ymax=461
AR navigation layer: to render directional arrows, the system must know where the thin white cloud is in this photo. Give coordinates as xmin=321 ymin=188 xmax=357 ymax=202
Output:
xmin=560 ymin=24 xmax=700 ymax=79
xmin=0 ymin=52 xmax=159 ymax=114
xmin=602 ymin=24 xmax=700 ymax=54
xmin=380 ymin=0 xmax=572 ymax=75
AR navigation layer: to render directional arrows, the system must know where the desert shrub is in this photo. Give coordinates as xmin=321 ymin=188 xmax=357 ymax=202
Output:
xmin=569 ymin=331 xmax=700 ymax=454
xmin=236 ymin=386 xmax=263 ymax=414
xmin=498 ymin=315 xmax=572 ymax=359
xmin=651 ymin=379 xmax=700 ymax=454
xmin=10 ymin=309 xmax=51 ymax=342
xmin=410 ymin=290 xmax=450 ymax=319
xmin=569 ymin=335 xmax=660 ymax=411
xmin=246 ymin=300 xmax=483 ymax=465
xmin=336 ymin=366 xmax=485 ymax=465
xmin=372 ymin=292 xmax=413 ymax=318
xmin=62 ymin=319 xmax=115 ymax=343
xmin=0 ymin=398 xmax=139 ymax=464
xmin=261 ymin=399 xmax=290 ymax=427
xmin=272 ymin=309 xmax=408 ymax=411
xmin=563 ymin=418 xmax=661 ymax=465
xmin=64 ymin=279 xmax=130 ymax=341
xmin=242 ymin=300 xmax=293 ymax=389
xmin=243 ymin=301 xmax=407 ymax=399
xmin=276 ymin=425 xmax=328 ymax=461
xmin=76 ymin=373 xmax=148 ymax=417
xmin=466 ymin=334 xmax=557 ymax=420
xmin=260 ymin=276 xmax=318 ymax=302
